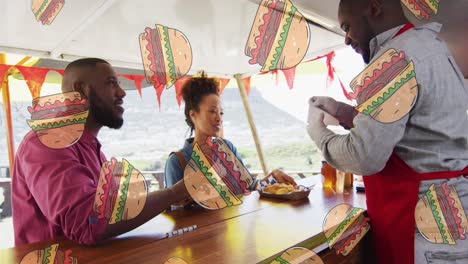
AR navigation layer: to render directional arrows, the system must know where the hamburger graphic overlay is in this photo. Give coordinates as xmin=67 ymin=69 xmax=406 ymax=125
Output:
xmin=271 ymin=247 xmax=324 ymax=264
xmin=415 ymin=182 xmax=468 ymax=244
xmin=164 ymin=257 xmax=188 ymax=264
xmin=184 ymin=141 xmax=243 ymax=210
xmin=401 ymin=0 xmax=439 ymax=20
xmin=245 ymin=0 xmax=310 ymax=72
xmin=27 ymin=92 xmax=88 ymax=149
xmin=139 ymin=24 xmax=192 ymax=89
xmin=20 ymin=244 xmax=77 ymax=264
xmin=323 ymin=204 xmax=371 ymax=256
xmin=92 ymin=158 xmax=148 ymax=224
xmin=208 ymin=137 xmax=255 ymax=196
xmin=31 ymin=0 xmax=65 ymax=25
xmin=349 ymin=48 xmax=418 ymax=123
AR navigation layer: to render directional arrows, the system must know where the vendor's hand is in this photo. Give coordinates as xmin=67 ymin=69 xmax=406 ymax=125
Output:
xmin=264 ymin=169 xmax=297 ymax=186
xmin=310 ymin=96 xmax=339 ymax=117
xmin=310 ymin=96 xmax=357 ymax=129
xmin=307 ymin=103 xmax=326 ymax=129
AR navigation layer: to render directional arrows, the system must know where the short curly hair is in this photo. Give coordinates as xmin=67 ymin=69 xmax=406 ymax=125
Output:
xmin=182 ymin=72 xmax=220 ymax=133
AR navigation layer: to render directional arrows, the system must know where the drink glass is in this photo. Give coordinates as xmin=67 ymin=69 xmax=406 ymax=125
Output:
xmin=335 ymin=170 xmax=345 ymax=194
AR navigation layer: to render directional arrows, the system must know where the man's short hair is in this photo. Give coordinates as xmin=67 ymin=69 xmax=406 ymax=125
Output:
xmin=64 ymin=58 xmax=110 ymax=73
xmin=340 ymin=0 xmax=401 ymax=8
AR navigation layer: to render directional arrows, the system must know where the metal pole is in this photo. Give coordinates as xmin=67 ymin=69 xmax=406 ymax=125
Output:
xmin=0 ymin=54 xmax=15 ymax=176
xmin=234 ymin=74 xmax=269 ymax=178
xmin=0 ymin=55 xmax=31 ymax=177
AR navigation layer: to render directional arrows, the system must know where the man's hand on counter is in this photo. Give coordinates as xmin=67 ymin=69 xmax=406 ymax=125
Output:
xmin=100 ymin=179 xmax=190 ymax=241
xmin=266 ymin=169 xmax=297 ymax=186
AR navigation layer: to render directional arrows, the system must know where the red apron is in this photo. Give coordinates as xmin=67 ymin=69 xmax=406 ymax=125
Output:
xmin=363 ymin=153 xmax=468 ymax=263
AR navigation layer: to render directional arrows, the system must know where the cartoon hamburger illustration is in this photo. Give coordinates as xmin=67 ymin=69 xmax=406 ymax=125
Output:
xmin=271 ymin=247 xmax=324 ymax=264
xmin=401 ymin=0 xmax=439 ymax=20
xmin=93 ymin=158 xmax=148 ymax=224
xmin=139 ymin=24 xmax=192 ymax=89
xmin=27 ymin=92 xmax=88 ymax=149
xmin=20 ymin=244 xmax=77 ymax=264
xmin=245 ymin=0 xmax=310 ymax=72
xmin=209 ymin=137 xmax=255 ymax=196
xmin=164 ymin=257 xmax=188 ymax=264
xmin=349 ymin=48 xmax=418 ymax=123
xmin=184 ymin=142 xmax=242 ymax=210
xmin=415 ymin=182 xmax=468 ymax=244
xmin=323 ymin=204 xmax=370 ymax=256
xmin=31 ymin=0 xmax=65 ymax=25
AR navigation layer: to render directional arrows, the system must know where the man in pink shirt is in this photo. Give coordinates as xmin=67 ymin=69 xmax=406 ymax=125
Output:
xmin=12 ymin=58 xmax=189 ymax=246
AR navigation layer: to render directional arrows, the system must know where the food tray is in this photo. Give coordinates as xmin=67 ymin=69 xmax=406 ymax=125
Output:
xmin=259 ymin=185 xmax=312 ymax=200
xmin=259 ymin=188 xmax=311 ymax=200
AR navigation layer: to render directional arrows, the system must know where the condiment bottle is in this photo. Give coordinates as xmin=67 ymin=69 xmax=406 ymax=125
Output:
xmin=321 ymin=161 xmax=336 ymax=189
xmin=345 ymin=172 xmax=353 ymax=187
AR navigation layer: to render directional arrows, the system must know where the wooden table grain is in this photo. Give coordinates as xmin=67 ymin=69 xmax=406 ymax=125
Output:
xmin=0 ymin=176 xmax=369 ymax=264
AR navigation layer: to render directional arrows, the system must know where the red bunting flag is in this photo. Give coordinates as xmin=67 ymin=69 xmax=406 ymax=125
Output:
xmin=15 ymin=66 xmax=50 ymax=99
xmin=174 ymin=76 xmax=191 ymax=106
xmin=281 ymin=67 xmax=296 ymax=90
xmin=0 ymin=65 xmax=12 ymax=92
xmin=305 ymin=51 xmax=351 ymax=101
xmin=325 ymin=52 xmax=336 ymax=87
xmin=54 ymin=69 xmax=65 ymax=76
xmin=270 ymin=69 xmax=280 ymax=86
xmin=242 ymin=77 xmax=251 ymax=96
xmin=218 ymin=78 xmax=230 ymax=95
xmin=120 ymin=74 xmax=146 ymax=98
xmin=245 ymin=51 xmax=345 ymax=97
xmin=305 ymin=51 xmax=336 ymax=86
xmin=336 ymin=73 xmax=352 ymax=101
xmin=322 ymin=52 xmax=351 ymax=100
xmin=154 ymin=82 xmax=165 ymax=110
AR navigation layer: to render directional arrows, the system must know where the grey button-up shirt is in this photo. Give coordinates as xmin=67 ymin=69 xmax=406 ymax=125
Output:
xmin=309 ymin=22 xmax=468 ymax=260
xmin=311 ymin=23 xmax=468 ymax=176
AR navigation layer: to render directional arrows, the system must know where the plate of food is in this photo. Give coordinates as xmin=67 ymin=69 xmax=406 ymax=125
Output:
xmin=259 ymin=182 xmax=312 ymax=200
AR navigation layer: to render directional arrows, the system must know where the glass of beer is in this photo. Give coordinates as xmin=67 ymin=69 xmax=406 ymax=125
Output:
xmin=321 ymin=161 xmax=336 ymax=189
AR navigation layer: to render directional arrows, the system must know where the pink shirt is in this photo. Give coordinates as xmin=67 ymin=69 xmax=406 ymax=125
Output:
xmin=12 ymin=130 xmax=108 ymax=246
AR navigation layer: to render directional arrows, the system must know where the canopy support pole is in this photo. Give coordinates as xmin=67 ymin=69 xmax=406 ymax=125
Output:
xmin=234 ymin=74 xmax=269 ymax=178
xmin=0 ymin=54 xmax=15 ymax=176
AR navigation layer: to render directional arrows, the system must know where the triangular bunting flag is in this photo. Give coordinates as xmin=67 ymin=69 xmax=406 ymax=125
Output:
xmin=54 ymin=69 xmax=65 ymax=76
xmin=174 ymin=76 xmax=191 ymax=107
xmin=121 ymin=75 xmax=146 ymax=98
xmin=325 ymin=51 xmax=336 ymax=87
xmin=218 ymin=78 xmax=230 ymax=95
xmin=270 ymin=69 xmax=279 ymax=86
xmin=15 ymin=66 xmax=50 ymax=99
xmin=242 ymin=77 xmax=251 ymax=96
xmin=154 ymin=83 xmax=165 ymax=111
xmin=280 ymin=67 xmax=296 ymax=90
xmin=302 ymin=51 xmax=352 ymax=100
xmin=336 ymin=72 xmax=352 ymax=101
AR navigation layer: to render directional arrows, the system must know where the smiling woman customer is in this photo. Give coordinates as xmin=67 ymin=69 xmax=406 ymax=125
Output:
xmin=164 ymin=73 xmax=296 ymax=191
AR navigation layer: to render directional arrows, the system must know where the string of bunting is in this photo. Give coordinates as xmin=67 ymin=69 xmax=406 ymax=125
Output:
xmin=0 ymin=50 xmax=349 ymax=107
xmin=240 ymin=50 xmax=349 ymax=99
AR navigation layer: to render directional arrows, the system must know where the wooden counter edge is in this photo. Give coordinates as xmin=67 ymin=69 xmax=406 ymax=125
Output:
xmin=258 ymin=225 xmax=375 ymax=264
